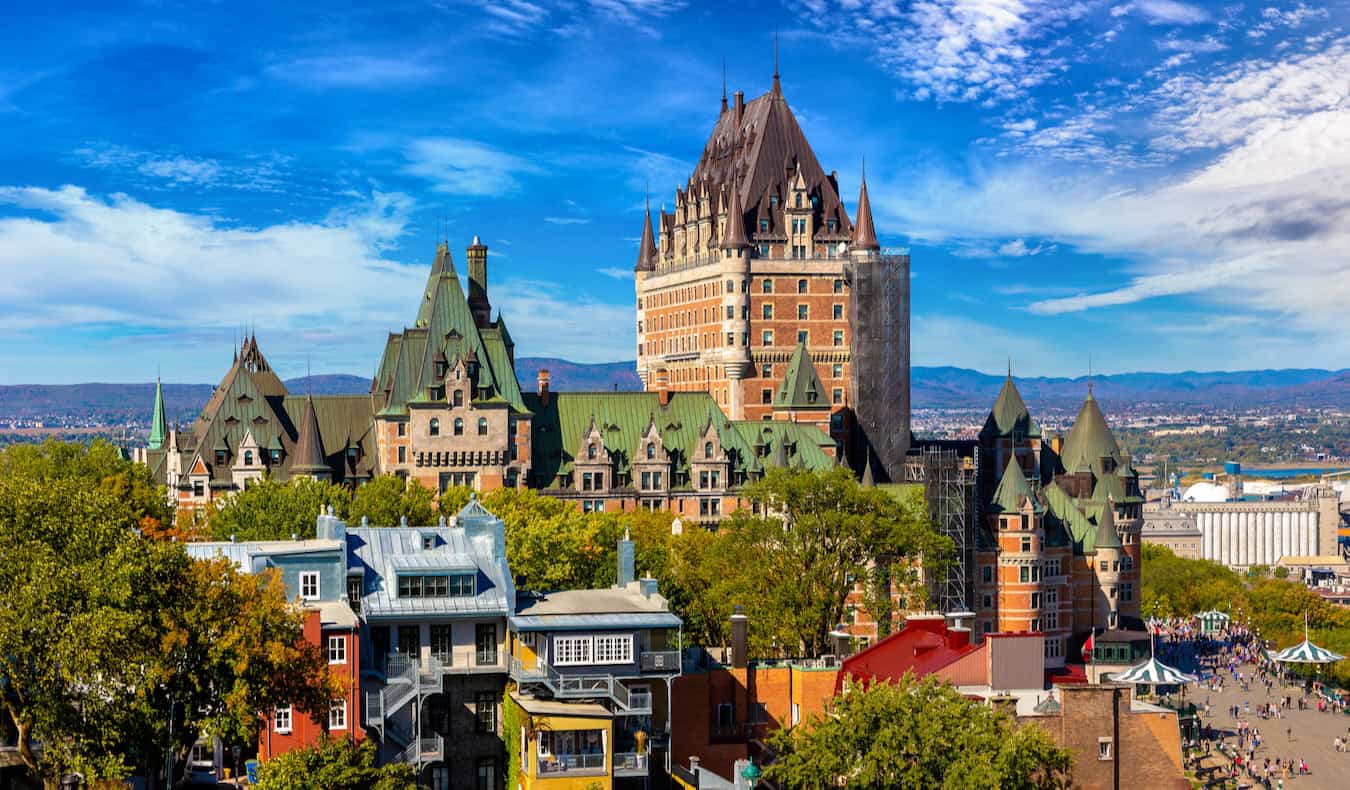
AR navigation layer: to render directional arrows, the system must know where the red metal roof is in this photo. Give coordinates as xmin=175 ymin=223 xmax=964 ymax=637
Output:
xmin=837 ymin=616 xmax=978 ymax=693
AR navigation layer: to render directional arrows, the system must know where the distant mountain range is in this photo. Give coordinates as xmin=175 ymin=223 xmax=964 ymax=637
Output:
xmin=4 ymin=361 xmax=1350 ymax=427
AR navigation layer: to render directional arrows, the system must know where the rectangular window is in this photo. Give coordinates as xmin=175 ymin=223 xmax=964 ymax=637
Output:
xmin=328 ymin=635 xmax=346 ymax=664
xmin=397 ymin=574 xmax=474 ymax=598
xmin=833 ymin=330 xmax=844 ymax=347
xmin=554 ymin=636 xmax=593 ymax=665
xmin=832 ymin=388 xmax=843 ymax=405
xmin=762 ymin=279 xmax=773 ymax=293
xmin=833 ymin=278 xmax=844 ymax=293
xmin=329 ymin=699 xmax=347 ymax=730
xmin=477 ymin=759 xmax=497 ymax=790
xmin=982 ymin=594 xmax=992 ymax=609
xmin=1021 ymin=537 xmax=1032 ymax=552
xmin=726 ymin=332 xmax=734 ymax=346
xmin=982 ymin=565 xmax=993 ymax=583
xmin=641 ymin=471 xmax=652 ymax=490
xmin=397 ymin=422 xmax=407 ymax=437
xmin=797 ymin=304 xmax=808 ymax=320
xmin=762 ymin=304 xmax=773 ymax=319
xmin=397 ymin=445 xmax=406 ymax=464
xmin=1019 ymin=566 xmax=1029 ymax=583
xmin=762 ymin=330 xmax=773 ymax=346
xmin=274 ymin=706 xmax=292 ymax=734
xmin=593 ymin=634 xmax=633 ymax=664
xmin=347 ymin=576 xmax=362 ymax=613
xmin=300 ymin=572 xmax=320 ymax=601
xmin=832 ymin=363 xmax=843 ymax=377
xmin=761 ymin=389 xmax=772 ymax=404
xmin=761 ymin=363 xmax=772 ymax=378
xmin=1098 ymin=738 xmax=1113 ymax=761
xmin=475 ymin=691 xmax=497 ymax=733
xmin=430 ymin=624 xmax=452 ymax=665
xmin=796 ymin=330 xmax=808 ymax=344
xmin=1030 ymin=593 xmax=1041 ymax=609
xmin=833 ymin=304 xmax=844 ymax=320
xmin=476 ymin=623 xmax=498 ymax=665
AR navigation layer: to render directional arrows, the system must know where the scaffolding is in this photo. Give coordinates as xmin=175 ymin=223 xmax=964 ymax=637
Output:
xmin=905 ymin=445 xmax=976 ymax=614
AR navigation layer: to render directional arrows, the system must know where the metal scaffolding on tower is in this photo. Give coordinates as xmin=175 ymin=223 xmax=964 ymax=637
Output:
xmin=905 ymin=444 xmax=976 ymax=615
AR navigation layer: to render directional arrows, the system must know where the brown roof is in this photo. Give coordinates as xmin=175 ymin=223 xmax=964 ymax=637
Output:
xmin=687 ymin=86 xmax=852 ymax=243
xmin=719 ymin=170 xmax=751 ymax=250
xmin=291 ymin=393 xmax=327 ymax=473
xmin=635 ymin=202 xmax=657 ymax=271
xmin=852 ymin=171 xmax=880 ymax=251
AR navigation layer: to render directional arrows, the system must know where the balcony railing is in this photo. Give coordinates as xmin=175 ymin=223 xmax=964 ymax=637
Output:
xmin=639 ymin=650 xmax=680 ymax=672
xmin=509 ymin=657 xmax=652 ymax=713
xmin=613 ymin=751 xmax=650 ymax=775
xmin=628 ymin=687 xmax=652 ymax=713
xmin=537 ymin=753 xmax=606 ymax=775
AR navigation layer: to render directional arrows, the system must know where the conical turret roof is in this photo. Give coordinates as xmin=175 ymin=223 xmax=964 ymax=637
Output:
xmin=980 ymin=372 xmax=1040 ymax=439
xmin=773 ymin=343 xmax=826 ymax=408
xmin=1060 ymin=389 xmax=1121 ymax=474
xmin=852 ymin=169 xmax=880 ymax=251
xmin=1093 ymin=497 xmax=1122 ymax=551
xmin=291 ymin=393 xmax=328 ymax=473
xmin=149 ymin=377 xmax=167 ymax=450
xmin=719 ymin=174 xmax=751 ymax=250
xmin=636 ymin=202 xmax=658 ymax=271
xmin=991 ymin=456 xmax=1034 ymax=513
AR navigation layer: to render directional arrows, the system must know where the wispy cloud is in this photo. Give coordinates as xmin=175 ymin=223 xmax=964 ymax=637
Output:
xmin=444 ymin=0 xmax=683 ymax=39
xmin=401 ymin=138 xmax=539 ymax=196
xmin=544 ymin=216 xmax=590 ymax=225
xmin=595 ymin=266 xmax=633 ymax=279
xmin=75 ymin=144 xmax=286 ymax=191
xmin=264 ymin=54 xmax=441 ymax=88
xmin=1121 ymin=1 xmax=1209 ymax=25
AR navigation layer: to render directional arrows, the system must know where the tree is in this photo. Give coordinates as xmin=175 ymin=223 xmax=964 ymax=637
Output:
xmin=208 ymin=476 xmax=352 ymax=541
xmin=350 ymin=475 xmax=436 ymax=527
xmin=715 ymin=468 xmax=950 ymax=656
xmin=766 ymin=674 xmax=1072 ymax=789
xmin=255 ymin=736 xmax=415 ymax=790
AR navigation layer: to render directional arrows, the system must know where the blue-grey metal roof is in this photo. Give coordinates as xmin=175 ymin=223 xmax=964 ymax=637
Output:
xmin=509 ymin=612 xmax=684 ymax=632
xmin=347 ymin=526 xmax=513 ymax=620
xmin=184 ymin=539 xmax=344 ymax=573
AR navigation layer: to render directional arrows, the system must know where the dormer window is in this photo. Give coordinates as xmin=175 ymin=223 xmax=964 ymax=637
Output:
xmin=588 ymin=444 xmax=598 ymax=460
xmin=646 ymin=443 xmax=656 ymax=460
xmin=759 ymin=218 xmax=770 ymax=232
xmin=704 ymin=441 xmax=714 ymax=459
xmin=244 ymin=450 xmax=254 ymax=465
xmin=795 ymin=193 xmax=803 ymax=208
xmin=827 ymin=219 xmax=837 ymax=232
xmin=770 ymin=195 xmax=778 ymax=209
xmin=435 ymin=361 xmax=447 ymax=378
xmin=454 ymin=390 xmax=464 ymax=407
xmin=215 ymin=450 xmax=227 ymax=466
xmin=271 ymin=449 xmax=282 ymax=463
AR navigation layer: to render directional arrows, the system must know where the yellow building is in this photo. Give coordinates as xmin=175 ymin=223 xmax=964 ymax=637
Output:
xmin=509 ymin=694 xmax=617 ymax=790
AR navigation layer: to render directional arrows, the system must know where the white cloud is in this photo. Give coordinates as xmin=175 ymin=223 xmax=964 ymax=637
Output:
xmin=492 ymin=277 xmax=634 ymax=361
xmin=402 ymin=138 xmax=540 ymax=196
xmin=447 ymin=0 xmax=682 ymax=39
xmin=265 ymin=54 xmax=441 ymax=88
xmin=544 ymin=216 xmax=590 ymax=225
xmin=1131 ymin=0 xmax=1208 ymax=25
xmin=803 ymin=0 xmax=1086 ymax=103
xmin=76 ymin=144 xmax=286 ymax=191
xmin=596 ymin=266 xmax=634 ymax=279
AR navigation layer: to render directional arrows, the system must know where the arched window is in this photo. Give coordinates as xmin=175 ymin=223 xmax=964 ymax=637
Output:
xmin=646 ymin=443 xmax=656 ymax=460
xmin=704 ymin=442 xmax=714 ymax=459
xmin=588 ymin=444 xmax=598 ymax=460
xmin=429 ymin=418 xmax=440 ymax=437
xmin=453 ymin=389 xmax=463 ymax=407
xmin=453 ymin=418 xmax=464 ymax=436
xmin=477 ymin=417 xmax=488 ymax=436
xmin=244 ymin=450 xmax=253 ymax=465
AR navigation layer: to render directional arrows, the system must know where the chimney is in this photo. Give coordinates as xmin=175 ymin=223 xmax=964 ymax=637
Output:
xmin=617 ymin=529 xmax=635 ymax=587
xmin=467 ymin=235 xmax=490 ymax=326
xmin=829 ymin=624 xmax=851 ymax=657
xmin=655 ymin=367 xmax=671 ymax=407
xmin=730 ymin=605 xmax=748 ymax=669
xmin=537 ymin=369 xmax=551 ymax=407
xmin=689 ymin=756 xmax=701 ymax=773
xmin=734 ymin=90 xmax=745 ymax=126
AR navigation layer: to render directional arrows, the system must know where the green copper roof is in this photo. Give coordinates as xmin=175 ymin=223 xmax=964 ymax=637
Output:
xmin=991 ymin=456 xmax=1034 ymax=513
xmin=1094 ymin=499 xmax=1122 ymax=551
xmin=773 ymin=343 xmax=828 ymax=409
xmin=1041 ymin=482 xmax=1097 ymax=554
xmin=980 ymin=374 xmax=1040 ymax=439
xmin=1059 ymin=390 xmax=1121 ymax=474
xmin=149 ymin=377 xmax=167 ymax=450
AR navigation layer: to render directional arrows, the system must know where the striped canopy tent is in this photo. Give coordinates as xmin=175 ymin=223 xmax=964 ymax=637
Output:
xmin=1113 ymin=656 xmax=1198 ymax=686
xmin=1276 ymin=618 xmax=1345 ymax=665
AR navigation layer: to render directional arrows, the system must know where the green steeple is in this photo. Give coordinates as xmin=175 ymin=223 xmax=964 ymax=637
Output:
xmin=1093 ymin=497 xmax=1122 ymax=551
xmin=980 ymin=370 xmax=1039 ymax=439
xmin=991 ymin=456 xmax=1033 ymax=513
xmin=1060 ymin=388 xmax=1121 ymax=474
xmin=148 ymin=377 xmax=167 ymax=450
xmin=773 ymin=343 xmax=827 ymax=409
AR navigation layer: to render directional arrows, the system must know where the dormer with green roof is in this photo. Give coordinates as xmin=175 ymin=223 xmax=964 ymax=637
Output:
xmin=773 ymin=343 xmax=828 ymax=411
xmin=148 ymin=377 xmax=167 ymax=450
xmin=990 ymin=456 xmax=1035 ymax=515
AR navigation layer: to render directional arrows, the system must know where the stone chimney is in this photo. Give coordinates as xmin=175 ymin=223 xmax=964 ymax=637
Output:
xmin=537 ymin=369 xmax=551 ymax=407
xmin=734 ymin=90 xmax=745 ymax=126
xmin=654 ymin=367 xmax=671 ymax=407
xmin=730 ymin=605 xmax=748 ymax=669
xmin=467 ymin=235 xmax=490 ymax=327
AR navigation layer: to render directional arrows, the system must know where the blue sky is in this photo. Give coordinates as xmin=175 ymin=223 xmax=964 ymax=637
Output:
xmin=2 ymin=0 xmax=1348 ymax=384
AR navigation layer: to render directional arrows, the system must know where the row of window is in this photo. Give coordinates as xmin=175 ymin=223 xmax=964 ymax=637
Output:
xmin=759 ymin=329 xmax=846 ymax=347
xmin=553 ymin=634 xmax=633 ymax=665
xmin=272 ymin=700 xmax=348 ymax=733
xmin=760 ymin=303 xmax=845 ymax=321
xmin=639 ymin=277 xmax=847 ymax=314
xmin=397 ymin=573 xmax=476 ymax=599
xmin=428 ymin=417 xmax=489 ymax=437
xmin=763 ymin=387 xmax=843 ymax=405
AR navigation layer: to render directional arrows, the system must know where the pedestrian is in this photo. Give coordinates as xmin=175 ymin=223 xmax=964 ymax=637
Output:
xmin=1288 ymin=727 xmax=1293 ymax=742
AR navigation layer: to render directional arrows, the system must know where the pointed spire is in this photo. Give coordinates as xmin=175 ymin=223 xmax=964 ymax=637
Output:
xmin=721 ymin=58 xmax=728 ymax=113
xmin=1094 ymin=496 xmax=1122 ymax=551
xmin=636 ymin=193 xmax=658 ymax=271
xmin=852 ymin=161 xmax=880 ymax=252
xmin=861 ymin=452 xmax=876 ymax=487
xmin=148 ymin=376 xmax=167 ymax=450
xmin=719 ymin=172 xmax=751 ymax=251
xmin=291 ymin=392 xmax=328 ymax=474
xmin=774 ymin=343 xmax=826 ymax=408
xmin=772 ymin=31 xmax=781 ymax=95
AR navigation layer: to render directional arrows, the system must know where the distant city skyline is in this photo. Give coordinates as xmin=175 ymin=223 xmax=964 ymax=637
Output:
xmin=2 ymin=0 xmax=1348 ymax=383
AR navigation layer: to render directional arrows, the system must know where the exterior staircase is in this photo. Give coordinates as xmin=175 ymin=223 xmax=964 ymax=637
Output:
xmin=510 ymin=658 xmax=653 ymax=714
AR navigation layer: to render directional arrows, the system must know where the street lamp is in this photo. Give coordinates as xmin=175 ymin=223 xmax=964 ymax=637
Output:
xmin=741 ymin=759 xmax=763 ymax=788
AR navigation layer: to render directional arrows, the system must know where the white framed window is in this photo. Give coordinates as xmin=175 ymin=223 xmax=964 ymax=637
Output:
xmin=300 ymin=572 xmax=320 ymax=601
xmin=274 ymin=706 xmax=292 ymax=734
xmin=1098 ymin=737 xmax=1113 ymax=761
xmin=329 ymin=699 xmax=347 ymax=730
xmin=327 ymin=635 xmax=346 ymax=664
xmin=593 ymin=635 xmax=633 ymax=664
xmin=553 ymin=636 xmax=593 ymax=665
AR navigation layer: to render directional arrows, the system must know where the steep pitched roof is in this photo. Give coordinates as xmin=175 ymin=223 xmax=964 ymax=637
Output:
xmin=773 ymin=343 xmax=827 ymax=409
xmin=1059 ymin=389 xmax=1121 ymax=474
xmin=991 ymin=456 xmax=1033 ymax=514
xmin=1094 ymin=498 xmax=1122 ymax=551
xmin=290 ymin=394 xmax=328 ymax=473
xmin=980 ymin=373 xmax=1040 ymax=440
xmin=687 ymin=86 xmax=852 ymax=243
xmin=149 ymin=377 xmax=167 ymax=450
xmin=719 ymin=173 xmax=751 ymax=250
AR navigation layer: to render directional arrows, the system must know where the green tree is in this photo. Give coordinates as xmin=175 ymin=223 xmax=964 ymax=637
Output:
xmin=350 ymin=475 xmax=437 ymax=527
xmin=255 ymin=736 xmax=415 ymax=790
xmin=716 ymin=468 xmax=950 ymax=656
xmin=766 ymin=673 xmax=1072 ymax=789
xmin=209 ymin=475 xmax=352 ymax=541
